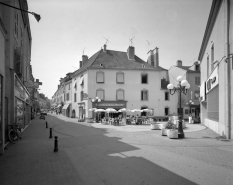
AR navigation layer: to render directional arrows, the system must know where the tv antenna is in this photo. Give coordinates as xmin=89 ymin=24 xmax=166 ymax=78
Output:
xmin=129 ymin=36 xmax=134 ymax=46
xmin=103 ymin=37 xmax=111 ymax=45
xmin=82 ymin=47 xmax=85 ymax=55
xmin=146 ymin=40 xmax=150 ymax=52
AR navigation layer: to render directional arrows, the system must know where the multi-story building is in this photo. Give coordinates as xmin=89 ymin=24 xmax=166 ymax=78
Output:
xmin=70 ymin=44 xmax=177 ymax=121
xmin=198 ymin=0 xmax=233 ymax=139
xmin=62 ymin=73 xmax=72 ymax=117
xmin=168 ymin=60 xmax=200 ymax=120
xmin=0 ymin=0 xmax=40 ymax=152
xmin=0 ymin=2 xmax=7 ymax=154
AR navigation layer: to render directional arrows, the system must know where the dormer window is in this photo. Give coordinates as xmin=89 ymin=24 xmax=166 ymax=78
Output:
xmin=195 ymin=64 xmax=200 ymax=71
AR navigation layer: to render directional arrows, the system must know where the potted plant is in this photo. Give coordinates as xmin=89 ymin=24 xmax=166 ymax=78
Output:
xmin=161 ymin=121 xmax=174 ymax=136
xmin=167 ymin=124 xmax=178 ymax=139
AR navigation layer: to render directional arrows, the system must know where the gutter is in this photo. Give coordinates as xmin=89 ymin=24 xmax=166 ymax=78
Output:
xmin=226 ymin=0 xmax=231 ymax=139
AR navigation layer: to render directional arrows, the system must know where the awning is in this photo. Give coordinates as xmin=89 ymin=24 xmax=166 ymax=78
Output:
xmin=79 ymin=77 xmax=84 ymax=85
xmin=62 ymin=103 xmax=70 ymax=110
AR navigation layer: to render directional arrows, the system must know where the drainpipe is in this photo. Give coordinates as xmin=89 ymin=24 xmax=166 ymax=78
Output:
xmin=226 ymin=0 xmax=231 ymax=139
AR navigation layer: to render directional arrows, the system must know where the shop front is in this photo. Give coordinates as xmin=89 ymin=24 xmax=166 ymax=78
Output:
xmin=78 ymin=102 xmax=86 ymax=120
xmin=15 ymin=76 xmax=30 ymax=129
xmin=62 ymin=103 xmax=71 ymax=117
xmin=93 ymin=100 xmax=127 ymax=120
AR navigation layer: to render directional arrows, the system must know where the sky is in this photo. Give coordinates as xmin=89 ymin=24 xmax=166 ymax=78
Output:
xmin=27 ymin=0 xmax=212 ymax=99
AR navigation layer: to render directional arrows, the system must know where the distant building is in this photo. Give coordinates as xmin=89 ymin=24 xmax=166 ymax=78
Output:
xmin=168 ymin=60 xmax=200 ymax=120
xmin=68 ymin=44 xmax=176 ymax=121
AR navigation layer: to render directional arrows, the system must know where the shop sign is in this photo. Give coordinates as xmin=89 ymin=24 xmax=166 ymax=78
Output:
xmin=98 ymin=103 xmax=125 ymax=107
xmin=83 ymin=93 xmax=88 ymax=100
xmin=206 ymin=66 xmax=218 ymax=94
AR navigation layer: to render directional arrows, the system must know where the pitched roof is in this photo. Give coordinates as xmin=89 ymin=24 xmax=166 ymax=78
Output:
xmin=72 ymin=48 xmax=167 ymax=77
xmin=175 ymin=66 xmax=200 ymax=73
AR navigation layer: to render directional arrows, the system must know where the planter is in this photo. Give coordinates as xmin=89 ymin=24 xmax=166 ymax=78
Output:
xmin=151 ymin=122 xmax=159 ymax=130
xmin=161 ymin=128 xmax=169 ymax=136
xmin=167 ymin=129 xmax=178 ymax=139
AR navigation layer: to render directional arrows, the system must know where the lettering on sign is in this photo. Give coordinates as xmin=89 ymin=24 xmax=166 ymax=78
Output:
xmin=212 ymin=76 xmax=216 ymax=84
xmin=207 ymin=79 xmax=211 ymax=91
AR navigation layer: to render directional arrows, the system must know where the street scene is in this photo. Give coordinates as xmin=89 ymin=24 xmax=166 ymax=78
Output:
xmin=0 ymin=113 xmax=233 ymax=185
xmin=0 ymin=0 xmax=233 ymax=184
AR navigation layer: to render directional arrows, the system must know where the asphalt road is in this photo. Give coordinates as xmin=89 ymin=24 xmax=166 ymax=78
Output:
xmin=0 ymin=113 xmax=232 ymax=185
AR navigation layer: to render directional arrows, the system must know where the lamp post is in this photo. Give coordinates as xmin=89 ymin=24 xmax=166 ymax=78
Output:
xmin=91 ymin=97 xmax=101 ymax=122
xmin=167 ymin=76 xmax=190 ymax=139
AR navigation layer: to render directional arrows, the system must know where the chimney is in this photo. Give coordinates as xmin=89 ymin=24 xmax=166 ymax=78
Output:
xmin=79 ymin=61 xmax=83 ymax=68
xmin=147 ymin=50 xmax=155 ymax=66
xmin=82 ymin=55 xmax=88 ymax=64
xmin=103 ymin=44 xmax=107 ymax=52
xmin=127 ymin=46 xmax=135 ymax=60
xmin=176 ymin=60 xmax=182 ymax=66
xmin=155 ymin=47 xmax=159 ymax=67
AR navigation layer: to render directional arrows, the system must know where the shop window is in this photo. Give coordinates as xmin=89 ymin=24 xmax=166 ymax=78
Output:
xmin=66 ymin=93 xmax=69 ymax=101
xmin=185 ymin=109 xmax=189 ymax=114
xmin=96 ymin=72 xmax=104 ymax=83
xmin=141 ymin=90 xmax=148 ymax=101
xmin=116 ymin=72 xmax=124 ymax=83
xmin=141 ymin=73 xmax=148 ymax=84
xmin=96 ymin=89 xmax=104 ymax=100
xmin=116 ymin=89 xmax=124 ymax=100
xmin=207 ymin=86 xmax=219 ymax=121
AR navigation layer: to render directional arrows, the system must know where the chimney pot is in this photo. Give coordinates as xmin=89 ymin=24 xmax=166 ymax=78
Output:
xmin=82 ymin=55 xmax=88 ymax=64
xmin=177 ymin=60 xmax=182 ymax=66
xmin=103 ymin=44 xmax=107 ymax=52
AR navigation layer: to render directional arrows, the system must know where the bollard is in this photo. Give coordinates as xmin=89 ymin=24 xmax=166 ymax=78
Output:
xmin=46 ymin=122 xmax=48 ymax=128
xmin=49 ymin=128 xmax=52 ymax=138
xmin=54 ymin=136 xmax=58 ymax=152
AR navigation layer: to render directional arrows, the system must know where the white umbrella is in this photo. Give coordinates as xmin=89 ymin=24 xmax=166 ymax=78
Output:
xmin=118 ymin=108 xmax=127 ymax=112
xmin=106 ymin=108 xmax=118 ymax=113
xmin=131 ymin=109 xmax=142 ymax=112
xmin=89 ymin=108 xmax=96 ymax=111
xmin=141 ymin=109 xmax=152 ymax=112
xmin=95 ymin=109 xmax=106 ymax=112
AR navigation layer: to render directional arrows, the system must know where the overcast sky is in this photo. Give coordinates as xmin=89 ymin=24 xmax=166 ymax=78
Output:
xmin=28 ymin=0 xmax=212 ymax=99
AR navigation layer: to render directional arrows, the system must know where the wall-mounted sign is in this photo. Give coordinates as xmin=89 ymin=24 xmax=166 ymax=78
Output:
xmin=200 ymin=81 xmax=206 ymax=102
xmin=206 ymin=66 xmax=218 ymax=94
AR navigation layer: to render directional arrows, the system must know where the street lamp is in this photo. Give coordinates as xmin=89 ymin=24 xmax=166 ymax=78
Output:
xmin=167 ymin=76 xmax=190 ymax=139
xmin=91 ymin=97 xmax=101 ymax=122
xmin=0 ymin=2 xmax=41 ymax=22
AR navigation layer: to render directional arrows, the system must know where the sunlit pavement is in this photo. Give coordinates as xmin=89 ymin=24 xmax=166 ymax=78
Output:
xmin=0 ymin=113 xmax=232 ymax=185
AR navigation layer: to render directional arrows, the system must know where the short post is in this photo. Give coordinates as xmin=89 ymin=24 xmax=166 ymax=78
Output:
xmin=49 ymin=128 xmax=52 ymax=138
xmin=54 ymin=136 xmax=58 ymax=152
xmin=46 ymin=121 xmax=48 ymax=128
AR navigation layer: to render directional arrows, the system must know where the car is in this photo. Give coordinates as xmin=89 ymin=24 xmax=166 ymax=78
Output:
xmin=41 ymin=112 xmax=47 ymax=116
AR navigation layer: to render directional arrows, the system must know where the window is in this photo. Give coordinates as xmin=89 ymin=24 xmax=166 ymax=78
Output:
xmin=141 ymin=90 xmax=148 ymax=101
xmin=74 ymin=93 xmax=76 ymax=102
xmin=96 ymin=72 xmax=104 ymax=83
xmin=207 ymin=55 xmax=209 ymax=76
xmin=165 ymin=92 xmax=169 ymax=101
xmin=66 ymin=93 xmax=69 ymax=101
xmin=211 ymin=43 xmax=214 ymax=71
xmin=194 ymin=90 xmax=200 ymax=100
xmin=96 ymin=89 xmax=104 ymax=100
xmin=116 ymin=72 xmax=124 ymax=83
xmin=68 ymin=83 xmax=70 ymax=90
xmin=80 ymin=76 xmax=84 ymax=86
xmin=185 ymin=109 xmax=189 ymax=114
xmin=195 ymin=64 xmax=200 ymax=71
xmin=141 ymin=73 xmax=148 ymax=84
xmin=165 ymin=107 xmax=169 ymax=116
xmin=80 ymin=91 xmax=84 ymax=101
xmin=116 ymin=89 xmax=124 ymax=100
xmin=195 ymin=77 xmax=200 ymax=85
xmin=14 ymin=12 xmax=19 ymax=39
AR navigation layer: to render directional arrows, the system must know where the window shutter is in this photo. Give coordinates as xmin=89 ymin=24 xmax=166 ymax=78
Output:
xmin=97 ymin=72 xmax=104 ymax=83
xmin=117 ymin=90 xmax=124 ymax=100
xmin=117 ymin=73 xmax=124 ymax=83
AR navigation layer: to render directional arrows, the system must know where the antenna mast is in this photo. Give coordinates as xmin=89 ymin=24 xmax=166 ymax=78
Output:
xmin=129 ymin=36 xmax=134 ymax=46
xmin=83 ymin=47 xmax=85 ymax=55
xmin=103 ymin=37 xmax=111 ymax=45
xmin=146 ymin=40 xmax=150 ymax=52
